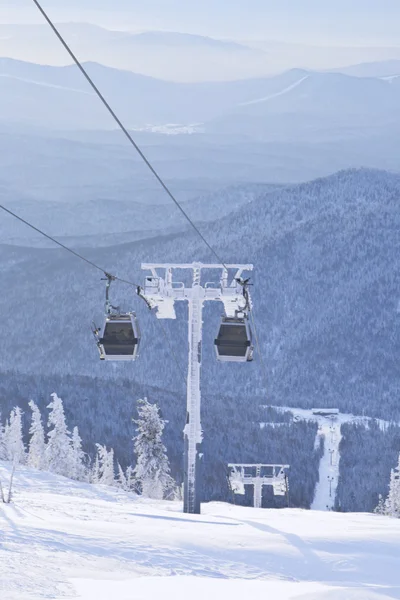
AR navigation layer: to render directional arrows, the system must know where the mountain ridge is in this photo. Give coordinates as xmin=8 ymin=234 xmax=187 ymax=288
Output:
xmin=1 ymin=167 xmax=400 ymax=419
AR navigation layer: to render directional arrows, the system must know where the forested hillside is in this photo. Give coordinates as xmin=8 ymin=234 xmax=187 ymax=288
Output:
xmin=1 ymin=168 xmax=400 ymax=417
xmin=1 ymin=167 xmax=400 ymax=510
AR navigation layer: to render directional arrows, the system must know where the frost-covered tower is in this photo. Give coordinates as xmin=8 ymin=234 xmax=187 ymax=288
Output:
xmin=141 ymin=263 xmax=253 ymax=514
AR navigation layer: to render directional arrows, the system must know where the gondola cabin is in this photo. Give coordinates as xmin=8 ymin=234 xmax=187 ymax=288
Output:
xmin=214 ymin=316 xmax=253 ymax=362
xmin=98 ymin=313 xmax=140 ymax=361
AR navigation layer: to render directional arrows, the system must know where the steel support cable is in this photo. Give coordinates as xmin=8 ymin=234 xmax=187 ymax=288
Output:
xmin=29 ymin=0 xmax=268 ymax=395
xmin=0 ymin=202 xmax=187 ymax=385
xmin=31 ymin=0 xmax=229 ymax=272
xmin=0 ymin=202 xmax=140 ymax=288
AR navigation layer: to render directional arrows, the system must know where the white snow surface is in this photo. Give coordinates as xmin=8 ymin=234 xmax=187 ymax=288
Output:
xmin=1 ymin=462 xmax=400 ymax=600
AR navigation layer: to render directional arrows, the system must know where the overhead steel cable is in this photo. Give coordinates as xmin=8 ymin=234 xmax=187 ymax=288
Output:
xmin=0 ymin=201 xmax=188 ymax=385
xmin=0 ymin=202 xmax=140 ymax=288
xmin=31 ymin=0 xmax=229 ymax=271
xmin=30 ymin=0 xmax=268 ymax=396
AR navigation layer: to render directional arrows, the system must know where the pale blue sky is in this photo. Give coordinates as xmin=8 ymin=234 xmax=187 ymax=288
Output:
xmin=4 ymin=0 xmax=400 ymax=44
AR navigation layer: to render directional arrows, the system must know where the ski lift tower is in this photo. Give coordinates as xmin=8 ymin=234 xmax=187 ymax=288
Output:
xmin=228 ymin=464 xmax=290 ymax=508
xmin=140 ymin=263 xmax=253 ymax=514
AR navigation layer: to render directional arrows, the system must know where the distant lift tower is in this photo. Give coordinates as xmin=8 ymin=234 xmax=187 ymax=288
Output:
xmin=228 ymin=464 xmax=290 ymax=508
xmin=141 ymin=263 xmax=253 ymax=514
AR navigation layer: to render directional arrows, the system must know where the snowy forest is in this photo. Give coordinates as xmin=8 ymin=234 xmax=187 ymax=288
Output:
xmin=0 ymin=394 xmax=176 ymax=501
xmin=1 ymin=383 xmax=400 ymax=512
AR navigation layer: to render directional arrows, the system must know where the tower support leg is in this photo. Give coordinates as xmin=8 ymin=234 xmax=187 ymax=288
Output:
xmin=183 ymin=268 xmax=203 ymax=514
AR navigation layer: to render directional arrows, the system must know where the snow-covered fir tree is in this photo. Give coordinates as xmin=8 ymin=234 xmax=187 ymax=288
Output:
xmin=386 ymin=454 xmax=400 ymax=517
xmin=125 ymin=465 xmax=135 ymax=492
xmin=91 ymin=452 xmax=101 ymax=484
xmin=0 ymin=417 xmax=5 ymax=461
xmin=375 ymin=453 xmax=400 ymax=517
xmin=116 ymin=464 xmax=136 ymax=492
xmin=5 ymin=407 xmax=26 ymax=465
xmin=46 ymin=393 xmax=72 ymax=477
xmin=93 ymin=444 xmax=115 ymax=486
xmin=27 ymin=400 xmax=47 ymax=471
xmin=374 ymin=494 xmax=387 ymax=516
xmin=117 ymin=463 xmax=128 ymax=490
xmin=133 ymin=397 xmax=175 ymax=500
xmin=70 ymin=427 xmax=87 ymax=482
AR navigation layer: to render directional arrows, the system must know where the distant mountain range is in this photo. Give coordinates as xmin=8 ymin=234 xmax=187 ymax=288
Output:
xmin=331 ymin=59 xmax=400 ymax=78
xmin=2 ymin=58 xmax=400 ymax=139
xmin=0 ymin=59 xmax=314 ymax=129
xmin=3 ymin=21 xmax=400 ymax=81
xmin=0 ymin=24 xmax=270 ymax=82
xmin=204 ymin=70 xmax=400 ymax=138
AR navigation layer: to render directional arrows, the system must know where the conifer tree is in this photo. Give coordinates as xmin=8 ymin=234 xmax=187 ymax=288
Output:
xmin=46 ymin=393 xmax=72 ymax=477
xmin=125 ymin=465 xmax=135 ymax=492
xmin=117 ymin=462 xmax=127 ymax=490
xmin=93 ymin=444 xmax=115 ymax=486
xmin=91 ymin=452 xmax=101 ymax=484
xmin=375 ymin=452 xmax=400 ymax=518
xmin=27 ymin=400 xmax=47 ymax=471
xmin=386 ymin=454 xmax=400 ymax=518
xmin=133 ymin=397 xmax=175 ymax=499
xmin=70 ymin=427 xmax=87 ymax=482
xmin=374 ymin=494 xmax=387 ymax=516
xmin=0 ymin=416 xmax=6 ymax=461
xmin=5 ymin=407 xmax=26 ymax=465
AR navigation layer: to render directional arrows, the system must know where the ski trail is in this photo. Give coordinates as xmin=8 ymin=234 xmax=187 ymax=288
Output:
xmin=0 ymin=73 xmax=93 ymax=96
xmin=238 ymin=75 xmax=309 ymax=107
xmin=311 ymin=416 xmax=342 ymax=511
xmin=271 ymin=407 xmax=375 ymax=510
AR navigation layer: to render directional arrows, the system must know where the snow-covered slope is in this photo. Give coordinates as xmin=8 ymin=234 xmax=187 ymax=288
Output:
xmin=1 ymin=462 xmax=399 ymax=600
xmin=311 ymin=418 xmax=342 ymax=511
xmin=274 ymin=407 xmax=391 ymax=511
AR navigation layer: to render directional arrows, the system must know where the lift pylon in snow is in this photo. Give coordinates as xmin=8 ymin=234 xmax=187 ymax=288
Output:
xmin=228 ymin=464 xmax=290 ymax=508
xmin=140 ymin=263 xmax=254 ymax=515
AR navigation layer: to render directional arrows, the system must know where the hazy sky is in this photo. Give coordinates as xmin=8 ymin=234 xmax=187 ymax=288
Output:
xmin=3 ymin=0 xmax=400 ymax=45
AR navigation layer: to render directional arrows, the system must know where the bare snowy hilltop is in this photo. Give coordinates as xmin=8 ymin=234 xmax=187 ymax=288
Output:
xmin=1 ymin=462 xmax=399 ymax=600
